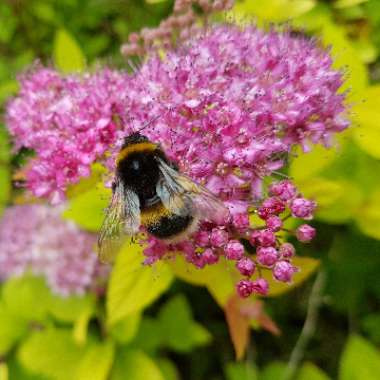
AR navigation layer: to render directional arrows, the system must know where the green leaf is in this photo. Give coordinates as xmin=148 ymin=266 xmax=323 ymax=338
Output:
xmin=260 ymin=361 xmax=287 ymax=380
xmin=18 ymin=327 xmax=86 ymax=380
xmin=75 ymin=341 xmax=115 ymax=380
xmin=296 ymin=177 xmax=344 ymax=208
xmin=290 ymin=143 xmax=344 ymax=182
xmin=109 ymin=313 xmax=141 ymax=344
xmin=0 ymin=166 xmax=11 ymax=215
xmin=326 ymin=233 xmax=380 ymax=312
xmin=362 ymin=314 xmax=380 ymax=344
xmin=132 ymin=317 xmax=165 ymax=352
xmin=66 ymin=164 xmax=107 ymax=199
xmin=232 ymin=0 xmax=316 ymax=23
xmin=0 ymin=127 xmax=11 ymax=213
xmin=352 ymin=39 xmax=378 ymax=64
xmin=110 ymin=349 xmax=164 ymax=380
xmin=298 ymin=178 xmax=362 ymax=224
xmin=294 ymin=6 xmax=368 ymax=97
xmin=353 ymin=85 xmax=380 ymax=159
xmin=225 ymin=362 xmax=258 ymax=380
xmin=0 ymin=303 xmax=28 ymax=355
xmin=297 ymin=362 xmax=331 ymax=380
xmin=31 ymin=2 xmax=57 ymax=24
xmin=170 ymin=255 xmax=235 ymax=306
xmin=158 ymin=295 xmax=211 ymax=352
xmin=190 ymin=323 xmax=212 ymax=346
xmin=53 ymin=29 xmax=86 ymax=73
xmin=156 ymin=359 xmax=179 ymax=380
xmin=158 ymin=295 xmax=194 ymax=352
xmin=356 ymin=188 xmax=380 ymax=239
xmin=321 ymin=23 xmax=368 ymax=98
xmin=48 ymin=293 xmax=96 ymax=323
xmin=0 ymin=127 xmax=10 ymax=163
xmin=0 ymin=80 xmax=18 ymax=104
xmin=73 ymin=309 xmax=92 ymax=346
xmin=2 ymin=276 xmax=51 ymax=322
xmin=0 ymin=363 xmax=8 ymax=380
xmin=339 ymin=335 xmax=380 ymax=380
xmin=316 ymin=181 xmax=362 ymax=224
xmin=7 ymin=357 xmax=47 ymax=380
xmin=264 ymin=257 xmax=320 ymax=297
xmin=334 ymin=0 xmax=368 ymax=8
xmin=0 ymin=5 xmax=17 ymax=44
xmin=62 ymin=183 xmax=111 ymax=232
xmin=107 ymin=241 xmax=173 ymax=326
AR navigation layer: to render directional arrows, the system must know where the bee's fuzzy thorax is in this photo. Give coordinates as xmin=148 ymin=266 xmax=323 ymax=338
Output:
xmin=116 ymin=141 xmax=157 ymax=165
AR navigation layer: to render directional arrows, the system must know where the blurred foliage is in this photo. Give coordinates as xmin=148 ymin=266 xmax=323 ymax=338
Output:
xmin=1 ymin=0 xmax=380 ymax=379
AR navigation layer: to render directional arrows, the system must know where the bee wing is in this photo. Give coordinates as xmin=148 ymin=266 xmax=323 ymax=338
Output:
xmin=156 ymin=158 xmax=229 ymax=224
xmin=97 ymin=181 xmax=140 ymax=263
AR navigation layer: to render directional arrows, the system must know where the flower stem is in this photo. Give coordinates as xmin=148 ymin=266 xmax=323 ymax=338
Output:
xmin=282 ymin=270 xmax=326 ymax=380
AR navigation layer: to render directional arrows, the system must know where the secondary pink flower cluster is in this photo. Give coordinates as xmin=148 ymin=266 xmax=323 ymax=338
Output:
xmin=0 ymin=204 xmax=108 ymax=296
xmin=145 ymin=180 xmax=316 ymax=298
xmin=6 ymin=25 xmax=348 ymax=297
xmin=7 ymin=67 xmax=130 ymax=203
xmin=121 ymin=0 xmax=234 ymax=57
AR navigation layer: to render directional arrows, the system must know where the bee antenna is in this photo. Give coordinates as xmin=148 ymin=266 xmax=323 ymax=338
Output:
xmin=138 ymin=114 xmax=160 ymax=133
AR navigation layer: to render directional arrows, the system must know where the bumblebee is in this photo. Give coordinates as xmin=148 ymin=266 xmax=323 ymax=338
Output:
xmin=98 ymin=132 xmax=228 ymax=262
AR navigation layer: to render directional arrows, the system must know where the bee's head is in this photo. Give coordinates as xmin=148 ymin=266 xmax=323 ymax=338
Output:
xmin=121 ymin=132 xmax=150 ymax=149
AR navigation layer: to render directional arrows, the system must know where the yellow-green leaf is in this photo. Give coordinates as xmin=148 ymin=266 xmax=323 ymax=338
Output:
xmin=290 ymin=144 xmax=341 ymax=182
xmin=0 ymin=166 xmax=11 ymax=215
xmin=333 ymin=0 xmax=367 ymax=9
xmin=0 ymin=80 xmax=18 ymax=104
xmin=170 ymin=255 xmax=235 ymax=306
xmin=18 ymin=327 xmax=86 ymax=380
xmin=232 ymin=0 xmax=316 ymax=23
xmin=62 ymin=184 xmax=111 ymax=232
xmin=0 ymin=303 xmax=28 ymax=355
xmin=158 ymin=295 xmax=212 ymax=352
xmin=225 ymin=361 xmax=258 ymax=380
xmin=297 ymin=178 xmax=362 ymax=224
xmin=156 ymin=359 xmax=179 ymax=380
xmin=297 ymin=177 xmax=343 ymax=208
xmin=111 ymin=349 xmax=164 ymax=380
xmin=297 ymin=362 xmax=331 ymax=380
xmin=339 ymin=335 xmax=380 ymax=380
xmin=294 ymin=7 xmax=368 ymax=97
xmin=66 ymin=164 xmax=108 ymax=199
xmin=48 ymin=293 xmax=96 ymax=323
xmin=320 ymin=23 xmax=368 ymax=99
xmin=2 ymin=276 xmax=51 ymax=322
xmin=352 ymin=39 xmax=378 ymax=64
xmin=356 ymin=188 xmax=380 ymax=240
xmin=53 ymin=29 xmax=86 ymax=73
xmin=264 ymin=257 xmax=320 ymax=297
xmin=107 ymin=241 xmax=173 ymax=326
xmin=0 ymin=363 xmax=8 ymax=380
xmin=73 ymin=309 xmax=92 ymax=346
xmin=75 ymin=341 xmax=115 ymax=380
xmin=109 ymin=313 xmax=141 ymax=344
xmin=353 ymin=85 xmax=380 ymax=159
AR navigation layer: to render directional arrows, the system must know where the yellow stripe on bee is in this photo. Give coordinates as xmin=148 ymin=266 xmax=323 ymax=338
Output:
xmin=140 ymin=202 xmax=171 ymax=226
xmin=116 ymin=142 xmax=157 ymax=164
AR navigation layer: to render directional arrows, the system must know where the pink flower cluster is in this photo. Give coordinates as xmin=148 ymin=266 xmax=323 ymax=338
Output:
xmin=6 ymin=67 xmax=131 ymax=203
xmin=145 ymin=180 xmax=316 ymax=298
xmin=0 ymin=204 xmax=108 ymax=296
xmin=6 ymin=25 xmax=348 ymax=297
